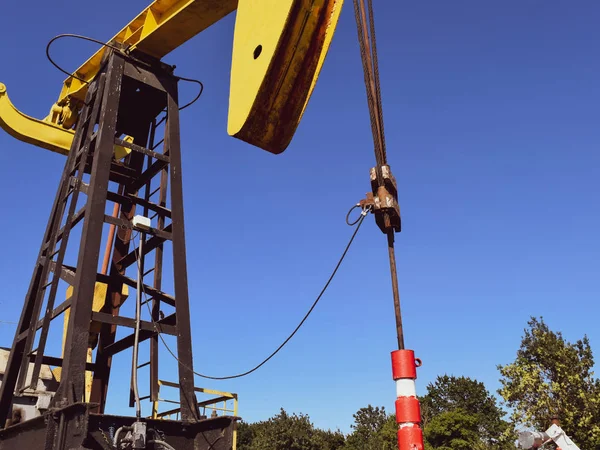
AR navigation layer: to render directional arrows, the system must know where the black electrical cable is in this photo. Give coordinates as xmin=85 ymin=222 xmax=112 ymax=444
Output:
xmin=134 ymin=208 xmax=367 ymax=381
xmin=175 ymin=75 xmax=204 ymax=111
xmin=45 ymin=34 xmax=204 ymax=111
xmin=45 ymin=34 xmax=123 ymax=84
xmin=346 ymin=204 xmax=364 ymax=226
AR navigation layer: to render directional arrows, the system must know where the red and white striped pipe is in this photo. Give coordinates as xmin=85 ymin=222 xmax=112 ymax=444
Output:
xmin=391 ymin=349 xmax=424 ymax=450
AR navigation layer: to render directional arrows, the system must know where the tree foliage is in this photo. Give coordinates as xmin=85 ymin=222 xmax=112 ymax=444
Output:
xmin=498 ymin=316 xmax=600 ymax=449
xmin=236 ymin=318 xmax=600 ymax=449
xmin=423 ymin=409 xmax=480 ymax=450
xmin=420 ymin=374 xmax=514 ymax=448
xmin=313 ymin=428 xmax=346 ymax=450
xmin=342 ymin=405 xmax=396 ymax=450
xmin=238 ymin=378 xmax=515 ymax=450
xmin=237 ymin=408 xmax=345 ymax=450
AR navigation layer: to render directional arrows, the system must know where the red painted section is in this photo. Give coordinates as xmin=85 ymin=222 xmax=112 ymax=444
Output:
xmin=391 ymin=349 xmax=417 ymax=380
xmin=395 ymin=396 xmax=421 ymax=424
xmin=397 ymin=425 xmax=424 ymax=450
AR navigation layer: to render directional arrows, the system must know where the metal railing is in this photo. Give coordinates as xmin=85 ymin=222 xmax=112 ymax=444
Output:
xmin=151 ymin=380 xmax=238 ymax=449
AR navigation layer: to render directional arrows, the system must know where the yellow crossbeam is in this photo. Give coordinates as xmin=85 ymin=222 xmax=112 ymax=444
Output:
xmin=3 ymin=0 xmax=344 ymax=155
xmin=0 ymin=83 xmax=74 ymax=155
xmin=53 ymin=0 xmax=237 ymax=113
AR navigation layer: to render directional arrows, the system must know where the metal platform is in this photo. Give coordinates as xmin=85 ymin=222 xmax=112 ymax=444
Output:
xmin=0 ymin=407 xmax=235 ymax=449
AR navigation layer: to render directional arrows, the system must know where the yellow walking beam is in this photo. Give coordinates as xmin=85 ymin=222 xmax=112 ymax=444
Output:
xmin=228 ymin=0 xmax=343 ymax=153
xmin=50 ymin=0 xmax=237 ymax=120
xmin=3 ymin=0 xmax=344 ymax=155
xmin=0 ymin=82 xmax=134 ymax=156
xmin=0 ymin=83 xmax=74 ymax=155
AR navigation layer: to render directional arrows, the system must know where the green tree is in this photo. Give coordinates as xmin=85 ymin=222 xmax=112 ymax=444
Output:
xmin=343 ymin=405 xmax=395 ymax=450
xmin=423 ymin=409 xmax=480 ymax=450
xmin=498 ymin=316 xmax=600 ymax=449
xmin=238 ymin=408 xmax=315 ymax=450
xmin=420 ymin=374 xmax=514 ymax=447
xmin=237 ymin=408 xmax=345 ymax=450
xmin=237 ymin=420 xmax=255 ymax=449
xmin=378 ymin=414 xmax=399 ymax=448
xmin=313 ymin=428 xmax=346 ymax=450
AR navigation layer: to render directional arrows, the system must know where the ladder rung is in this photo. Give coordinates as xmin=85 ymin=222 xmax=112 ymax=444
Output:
xmin=62 ymin=187 xmax=74 ymax=202
xmin=143 ymin=267 xmax=155 ymax=277
xmin=151 ymin=139 xmax=164 ymax=151
xmin=80 ymin=113 xmax=92 ymax=127
xmin=114 ymin=138 xmax=169 ymax=162
xmin=69 ymin=178 xmax=89 ymax=195
xmin=41 ymin=279 xmax=54 ymax=290
xmin=89 ymin=81 xmax=99 ymax=96
xmin=149 ymin=186 xmax=161 ymax=197
xmin=139 ymin=395 xmax=151 ymax=401
xmin=83 ymin=83 xmax=99 ymax=106
xmin=74 ymin=132 xmax=96 ymax=160
xmin=137 ymin=361 xmax=151 ymax=369
xmin=155 ymin=114 xmax=167 ymax=128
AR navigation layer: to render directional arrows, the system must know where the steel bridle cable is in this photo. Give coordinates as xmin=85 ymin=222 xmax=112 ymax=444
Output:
xmin=133 ymin=211 xmax=367 ymax=380
xmin=366 ymin=0 xmax=387 ymax=163
xmin=352 ymin=0 xmax=386 ymax=167
xmin=352 ymin=0 xmax=405 ymax=349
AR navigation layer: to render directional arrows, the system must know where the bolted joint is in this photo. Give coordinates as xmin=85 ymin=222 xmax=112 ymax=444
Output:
xmin=369 ymin=165 xmax=401 ymax=233
xmin=60 ymin=102 xmax=78 ymax=129
xmin=132 ymin=421 xmax=147 ymax=449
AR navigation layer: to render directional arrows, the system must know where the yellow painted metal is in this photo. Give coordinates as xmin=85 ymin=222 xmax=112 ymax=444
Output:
xmin=5 ymin=0 xmax=343 ymax=156
xmin=0 ymin=83 xmax=74 ymax=155
xmin=113 ymin=135 xmax=134 ymax=160
xmin=0 ymin=83 xmax=135 ymax=157
xmin=233 ymin=394 xmax=239 ymax=450
xmin=299 ymin=0 xmax=344 ymax=120
xmin=52 ymin=282 xmax=128 ymax=402
xmin=50 ymin=0 xmax=238 ymax=122
xmin=228 ymin=0 xmax=344 ymax=153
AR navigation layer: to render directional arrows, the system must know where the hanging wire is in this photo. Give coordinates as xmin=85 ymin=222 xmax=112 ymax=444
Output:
xmin=45 ymin=34 xmax=204 ymax=111
xmin=45 ymin=34 xmax=123 ymax=84
xmin=133 ymin=207 xmax=368 ymax=380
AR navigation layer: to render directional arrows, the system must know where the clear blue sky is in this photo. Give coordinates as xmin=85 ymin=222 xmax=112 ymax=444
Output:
xmin=1 ymin=0 xmax=599 ymax=434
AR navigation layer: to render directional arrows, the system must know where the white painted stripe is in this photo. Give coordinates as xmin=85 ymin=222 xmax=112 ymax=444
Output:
xmin=396 ymin=379 xmax=417 ymax=397
xmin=399 ymin=422 xmax=416 ymax=428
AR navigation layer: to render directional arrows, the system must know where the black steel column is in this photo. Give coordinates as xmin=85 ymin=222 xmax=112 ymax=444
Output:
xmin=54 ymin=53 xmax=125 ymax=407
xmin=0 ymin=74 xmax=99 ymax=427
xmin=165 ymin=78 xmax=200 ymax=422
